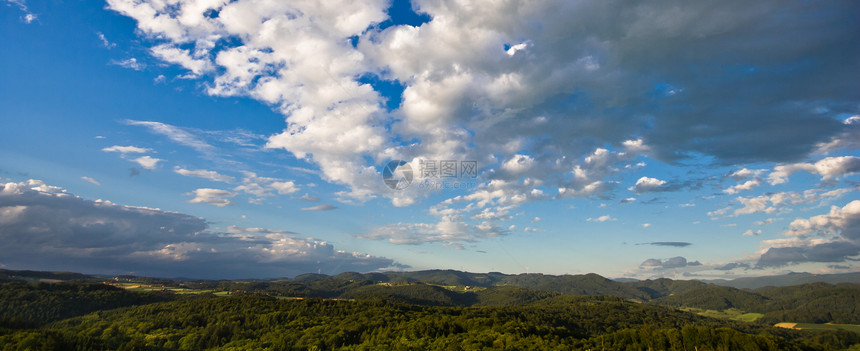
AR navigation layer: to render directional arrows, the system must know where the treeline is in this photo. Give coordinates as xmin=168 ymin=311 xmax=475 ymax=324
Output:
xmin=0 ymin=282 xmax=176 ymax=329
xmin=178 ymin=271 xmax=860 ymax=325
xmin=756 ymin=283 xmax=860 ymax=324
xmin=3 ymin=268 xmax=859 ymax=327
xmin=3 ymin=292 xmax=856 ymax=350
xmin=0 ymin=269 xmax=91 ymax=283
xmin=80 ymin=269 xmax=860 ymax=325
xmin=652 ymin=283 xmax=860 ymax=324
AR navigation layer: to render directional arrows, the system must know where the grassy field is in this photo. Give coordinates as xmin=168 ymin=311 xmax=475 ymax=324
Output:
xmin=680 ymin=307 xmax=763 ymax=322
xmin=106 ymin=281 xmax=218 ymax=295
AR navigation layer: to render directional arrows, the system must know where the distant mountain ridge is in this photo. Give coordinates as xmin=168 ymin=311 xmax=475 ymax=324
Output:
xmin=5 ymin=267 xmax=859 ymax=291
xmin=0 ymin=268 xmax=91 ymax=282
xmin=3 ymin=267 xmax=860 ymax=325
xmin=699 ymin=272 xmax=860 ymax=289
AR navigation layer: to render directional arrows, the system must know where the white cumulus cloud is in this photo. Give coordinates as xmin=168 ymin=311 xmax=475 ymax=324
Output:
xmin=587 ymin=215 xmax=616 ymax=222
xmin=630 ymin=177 xmax=667 ymax=194
xmin=187 ymin=188 xmax=237 ymax=207
xmin=132 ymin=156 xmax=162 ymax=170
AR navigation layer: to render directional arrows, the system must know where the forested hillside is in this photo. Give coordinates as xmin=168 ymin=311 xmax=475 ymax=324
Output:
xmin=1 ymin=269 xmax=859 ymax=350
xmin=652 ymin=285 xmax=771 ymax=311
xmin=704 ymin=272 xmax=860 ymax=290
xmin=0 ymin=282 xmax=176 ymax=329
xmin=756 ymin=283 xmax=860 ymax=324
xmin=3 ymin=290 xmax=857 ymax=350
xmin=175 ymin=269 xmax=860 ymax=325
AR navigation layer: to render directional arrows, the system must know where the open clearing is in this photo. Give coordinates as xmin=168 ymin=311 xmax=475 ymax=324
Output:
xmin=680 ymin=307 xmax=763 ymax=322
xmin=106 ymin=281 xmax=215 ymax=295
xmin=775 ymin=322 xmax=797 ymax=329
xmin=775 ymin=322 xmax=860 ymax=334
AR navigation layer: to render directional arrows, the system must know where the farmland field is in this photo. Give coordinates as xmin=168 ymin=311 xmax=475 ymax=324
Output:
xmin=680 ymin=307 xmax=763 ymax=322
xmin=106 ymin=281 xmax=218 ymax=295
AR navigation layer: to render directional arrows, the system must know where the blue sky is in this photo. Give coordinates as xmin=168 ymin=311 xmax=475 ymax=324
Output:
xmin=1 ymin=0 xmax=859 ymax=279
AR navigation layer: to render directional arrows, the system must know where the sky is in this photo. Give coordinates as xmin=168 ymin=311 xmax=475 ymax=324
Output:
xmin=1 ymin=0 xmax=859 ymax=280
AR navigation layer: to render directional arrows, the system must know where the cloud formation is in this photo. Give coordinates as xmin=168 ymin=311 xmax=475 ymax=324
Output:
xmin=769 ymin=156 xmax=860 ymax=185
xmin=637 ymin=242 xmax=692 ymax=247
xmin=715 ymin=262 xmax=750 ymax=271
xmin=81 ymin=177 xmax=101 ymax=186
xmin=103 ymin=0 xmax=860 ymax=257
xmin=102 ymin=145 xmax=152 ymax=154
xmin=0 ymin=179 xmax=397 ymax=278
xmin=6 ymin=0 xmax=37 ymax=23
xmin=742 ymin=229 xmax=761 ymax=237
xmin=187 ymin=188 xmax=236 ymax=207
xmin=353 ymin=219 xmax=508 ymax=246
xmin=299 ymin=194 xmax=321 ymax=202
xmin=125 ymin=120 xmax=215 ymax=155
xmin=301 ymin=204 xmax=338 ymax=211
xmin=174 ymin=167 xmax=235 ymax=183
xmin=233 ymin=172 xmax=300 ymax=203
xmin=640 ymin=256 xmax=700 ymax=269
xmin=102 ymin=145 xmax=162 ymax=170
xmin=132 ymin=156 xmax=162 ymax=170
xmin=630 ymin=177 xmax=668 ymax=194
xmin=105 ymin=0 xmax=860 ymax=210
xmin=111 ymin=58 xmax=145 ymax=71
xmin=587 ymin=215 xmax=616 ymax=223
xmin=709 ymin=187 xmax=853 ymax=219
xmin=757 ymin=200 xmax=860 ymax=268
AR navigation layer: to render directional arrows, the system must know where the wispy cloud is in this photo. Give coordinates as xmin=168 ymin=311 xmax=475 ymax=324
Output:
xmin=102 ymin=145 xmax=151 ymax=154
xmin=640 ymin=256 xmax=701 ymax=269
xmin=742 ymin=229 xmax=761 ymax=236
xmin=715 ymin=262 xmax=750 ymax=271
xmin=6 ymin=0 xmax=36 ymax=23
xmin=232 ymin=172 xmax=300 ymax=202
xmin=174 ymin=167 xmax=234 ymax=183
xmin=354 ymin=220 xmax=508 ymax=246
xmin=301 ymin=204 xmax=338 ymax=211
xmin=81 ymin=176 xmax=101 ymax=186
xmin=111 ymin=58 xmax=145 ymax=71
xmin=300 ymin=194 xmax=321 ymax=202
xmin=637 ymin=242 xmax=692 ymax=247
xmin=97 ymin=32 xmax=115 ymax=49
xmin=125 ymin=120 xmax=215 ymax=155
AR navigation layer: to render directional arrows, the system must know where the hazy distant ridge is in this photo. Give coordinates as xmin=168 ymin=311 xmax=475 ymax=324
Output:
xmin=698 ymin=272 xmax=860 ymax=289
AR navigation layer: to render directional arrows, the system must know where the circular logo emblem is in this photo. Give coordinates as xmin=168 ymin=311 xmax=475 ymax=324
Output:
xmin=382 ymin=160 xmax=413 ymax=190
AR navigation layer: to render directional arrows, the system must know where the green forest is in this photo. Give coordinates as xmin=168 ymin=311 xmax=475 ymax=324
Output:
xmin=1 ymin=269 xmax=859 ymax=350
